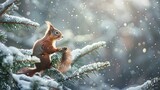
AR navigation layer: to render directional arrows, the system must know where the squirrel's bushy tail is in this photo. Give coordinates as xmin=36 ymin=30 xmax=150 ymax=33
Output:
xmin=58 ymin=48 xmax=72 ymax=73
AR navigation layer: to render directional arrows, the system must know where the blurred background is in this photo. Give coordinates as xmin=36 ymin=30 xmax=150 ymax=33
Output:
xmin=1 ymin=0 xmax=160 ymax=89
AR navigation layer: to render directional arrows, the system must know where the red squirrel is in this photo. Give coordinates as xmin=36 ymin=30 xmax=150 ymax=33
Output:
xmin=17 ymin=21 xmax=72 ymax=76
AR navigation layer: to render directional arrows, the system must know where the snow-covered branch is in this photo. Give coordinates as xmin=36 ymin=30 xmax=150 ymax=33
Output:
xmin=0 ymin=14 xmax=40 ymax=27
xmin=0 ymin=0 xmax=39 ymax=27
xmin=0 ymin=0 xmax=15 ymax=16
xmin=12 ymin=74 xmax=61 ymax=90
xmin=0 ymin=41 xmax=109 ymax=89
xmin=9 ymin=46 xmax=40 ymax=63
xmin=126 ymin=80 xmax=151 ymax=90
xmin=126 ymin=77 xmax=160 ymax=90
xmin=19 ymin=49 xmax=32 ymax=56
xmin=71 ymin=41 xmax=106 ymax=62
xmin=0 ymin=43 xmax=40 ymax=66
xmin=0 ymin=41 xmax=107 ymax=69
xmin=19 ymin=41 xmax=107 ymax=64
xmin=62 ymin=61 xmax=110 ymax=82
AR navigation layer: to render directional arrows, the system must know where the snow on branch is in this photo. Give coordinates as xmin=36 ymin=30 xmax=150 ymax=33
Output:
xmin=126 ymin=77 xmax=160 ymax=90
xmin=18 ymin=41 xmax=107 ymax=64
xmin=15 ymin=55 xmax=40 ymax=63
xmin=0 ymin=42 xmax=13 ymax=67
xmin=71 ymin=41 xmax=106 ymax=62
xmin=0 ymin=43 xmax=40 ymax=66
xmin=0 ymin=0 xmax=15 ymax=16
xmin=0 ymin=14 xmax=40 ymax=27
xmin=12 ymin=74 xmax=61 ymax=90
xmin=19 ymin=49 xmax=32 ymax=56
xmin=126 ymin=80 xmax=151 ymax=90
xmin=0 ymin=41 xmax=108 ymax=70
xmin=0 ymin=41 xmax=109 ymax=89
xmin=61 ymin=61 xmax=110 ymax=82
xmin=9 ymin=46 xmax=40 ymax=63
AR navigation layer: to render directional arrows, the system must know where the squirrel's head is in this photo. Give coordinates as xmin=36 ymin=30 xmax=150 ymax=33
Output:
xmin=45 ymin=21 xmax=63 ymax=40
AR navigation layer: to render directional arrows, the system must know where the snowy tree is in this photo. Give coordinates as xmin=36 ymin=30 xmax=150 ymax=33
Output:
xmin=0 ymin=0 xmax=110 ymax=89
xmin=1 ymin=0 xmax=160 ymax=90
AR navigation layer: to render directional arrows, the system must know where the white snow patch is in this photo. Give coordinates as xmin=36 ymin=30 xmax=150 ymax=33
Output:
xmin=126 ymin=80 xmax=151 ymax=90
xmin=0 ymin=14 xmax=39 ymax=26
xmin=12 ymin=74 xmax=60 ymax=89
xmin=71 ymin=41 xmax=106 ymax=61
xmin=0 ymin=43 xmax=13 ymax=66
xmin=9 ymin=46 xmax=24 ymax=56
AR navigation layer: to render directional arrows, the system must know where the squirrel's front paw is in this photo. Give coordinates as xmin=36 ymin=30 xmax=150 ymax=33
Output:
xmin=58 ymin=47 xmax=67 ymax=52
xmin=62 ymin=47 xmax=67 ymax=51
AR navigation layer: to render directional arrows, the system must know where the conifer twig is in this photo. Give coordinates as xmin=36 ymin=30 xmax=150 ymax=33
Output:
xmin=0 ymin=14 xmax=40 ymax=27
xmin=19 ymin=49 xmax=32 ymax=56
xmin=126 ymin=77 xmax=160 ymax=90
xmin=60 ymin=61 xmax=110 ymax=82
xmin=12 ymin=74 xmax=60 ymax=89
xmin=8 ymin=46 xmax=40 ymax=63
xmin=71 ymin=41 xmax=106 ymax=63
xmin=142 ymin=77 xmax=160 ymax=90
xmin=0 ymin=0 xmax=15 ymax=16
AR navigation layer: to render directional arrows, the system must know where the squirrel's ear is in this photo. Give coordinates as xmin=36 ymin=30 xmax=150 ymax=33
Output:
xmin=45 ymin=21 xmax=54 ymax=30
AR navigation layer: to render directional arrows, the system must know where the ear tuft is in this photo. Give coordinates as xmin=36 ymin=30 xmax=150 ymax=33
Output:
xmin=45 ymin=21 xmax=54 ymax=30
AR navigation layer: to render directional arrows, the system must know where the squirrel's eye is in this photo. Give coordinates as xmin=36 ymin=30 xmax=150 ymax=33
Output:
xmin=54 ymin=31 xmax=59 ymax=35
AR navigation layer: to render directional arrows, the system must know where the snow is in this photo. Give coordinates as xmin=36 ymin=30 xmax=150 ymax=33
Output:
xmin=74 ymin=61 xmax=110 ymax=74
xmin=71 ymin=41 xmax=106 ymax=61
xmin=9 ymin=46 xmax=24 ymax=56
xmin=126 ymin=80 xmax=151 ymax=90
xmin=12 ymin=74 xmax=60 ymax=90
xmin=67 ymin=61 xmax=110 ymax=81
xmin=0 ymin=0 xmax=15 ymax=11
xmin=0 ymin=43 xmax=13 ymax=66
xmin=142 ymin=48 xmax=147 ymax=53
xmin=0 ymin=43 xmax=12 ymax=55
xmin=124 ymin=23 xmax=127 ymax=27
xmin=1 ymin=0 xmax=159 ymax=89
xmin=3 ymin=55 xmax=14 ymax=66
xmin=0 ymin=14 xmax=39 ymax=26
xmin=0 ymin=43 xmax=40 ymax=67
xmin=19 ymin=49 xmax=32 ymax=55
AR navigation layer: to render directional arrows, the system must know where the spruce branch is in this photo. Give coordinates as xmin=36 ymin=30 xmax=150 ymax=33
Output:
xmin=126 ymin=77 xmax=160 ymax=90
xmin=0 ymin=42 xmax=17 ymax=89
xmin=0 ymin=43 xmax=40 ymax=73
xmin=18 ymin=41 xmax=107 ymax=65
xmin=61 ymin=61 xmax=110 ymax=83
xmin=12 ymin=74 xmax=61 ymax=90
xmin=0 ymin=0 xmax=15 ymax=16
xmin=0 ymin=41 xmax=109 ymax=89
xmin=19 ymin=49 xmax=32 ymax=56
xmin=71 ymin=41 xmax=106 ymax=63
xmin=142 ymin=77 xmax=160 ymax=90
xmin=15 ymin=56 xmax=40 ymax=63
xmin=0 ymin=30 xmax=7 ymax=42
xmin=8 ymin=46 xmax=40 ymax=63
xmin=43 ymin=68 xmax=66 ymax=82
xmin=0 ymin=14 xmax=40 ymax=27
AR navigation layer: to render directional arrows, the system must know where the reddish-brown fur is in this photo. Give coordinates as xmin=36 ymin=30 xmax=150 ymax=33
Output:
xmin=17 ymin=21 xmax=72 ymax=76
xmin=58 ymin=48 xmax=72 ymax=73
